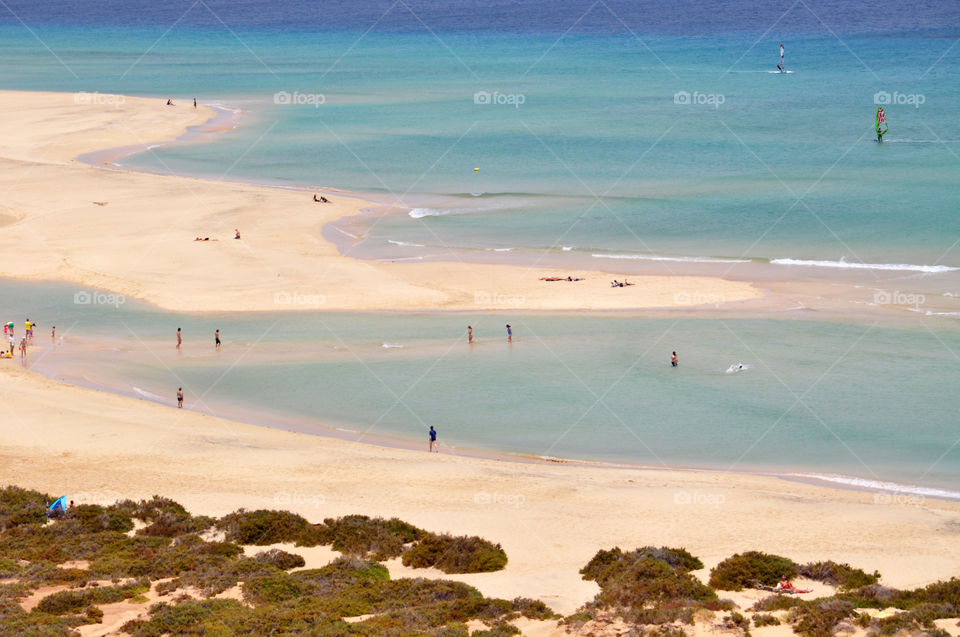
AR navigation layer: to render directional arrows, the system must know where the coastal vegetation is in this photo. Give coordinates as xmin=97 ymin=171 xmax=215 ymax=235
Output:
xmin=1 ymin=485 xmax=957 ymax=636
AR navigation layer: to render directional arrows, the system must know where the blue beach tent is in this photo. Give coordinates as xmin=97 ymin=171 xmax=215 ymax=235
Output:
xmin=47 ymin=495 xmax=68 ymax=516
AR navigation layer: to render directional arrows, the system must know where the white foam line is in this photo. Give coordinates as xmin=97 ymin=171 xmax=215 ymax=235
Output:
xmin=771 ymin=258 xmax=958 ymax=273
xmin=592 ymin=253 xmax=751 ymax=264
xmin=786 ymin=472 xmax=960 ymax=500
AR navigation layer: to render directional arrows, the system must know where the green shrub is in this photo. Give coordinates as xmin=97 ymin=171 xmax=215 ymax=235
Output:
xmin=511 ymin=597 xmax=558 ymax=620
xmin=725 ymin=611 xmax=750 ymax=633
xmin=323 ymin=515 xmax=425 ymax=560
xmin=251 ymin=548 xmax=305 ymax=570
xmin=0 ymin=557 xmax=22 ymax=578
xmin=751 ymin=594 xmax=803 ymax=612
xmin=471 ymin=622 xmax=520 ymax=636
xmin=752 ymin=613 xmax=780 ymax=627
xmin=581 ymin=551 xmax=721 ymax=625
xmin=34 ymin=579 xmax=150 ymax=615
xmin=709 ymin=552 xmax=798 ymax=591
xmin=402 ymin=533 xmax=507 ymax=573
xmin=65 ymin=504 xmax=134 ymax=534
xmin=0 ymin=486 xmax=52 ymax=530
xmin=242 ymin=572 xmax=306 ymax=605
xmin=798 ymin=561 xmax=880 ymax=590
xmin=117 ymin=496 xmax=216 ymax=537
xmin=581 ymin=547 xmax=703 ymax=586
xmin=217 ymin=509 xmax=322 ymax=546
xmin=791 ymin=599 xmax=854 ymax=637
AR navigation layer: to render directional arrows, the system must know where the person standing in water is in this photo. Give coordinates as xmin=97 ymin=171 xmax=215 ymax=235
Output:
xmin=176 ymin=327 xmax=182 ymax=350
xmin=671 ymin=351 xmax=678 ymax=367
xmin=467 ymin=326 xmax=473 ymax=344
xmin=506 ymin=324 xmax=512 ymax=342
xmin=193 ymin=97 xmax=197 ymax=108
xmin=51 ymin=326 xmax=55 ymax=344
xmin=428 ymin=426 xmax=438 ymax=453
xmin=177 ymin=387 xmax=184 ymax=408
xmin=215 ymin=329 xmax=221 ymax=350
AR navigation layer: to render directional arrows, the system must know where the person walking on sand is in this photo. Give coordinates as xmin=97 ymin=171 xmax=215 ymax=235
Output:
xmin=506 ymin=324 xmax=512 ymax=342
xmin=8 ymin=332 xmax=14 ymax=356
xmin=19 ymin=337 xmax=26 ymax=362
xmin=429 ymin=426 xmax=438 ymax=453
xmin=215 ymin=329 xmax=221 ymax=350
xmin=177 ymin=387 xmax=184 ymax=408
xmin=671 ymin=351 xmax=678 ymax=367
xmin=176 ymin=327 xmax=182 ymax=350
xmin=467 ymin=325 xmax=473 ymax=344
xmin=193 ymin=97 xmax=197 ymax=108
xmin=25 ymin=319 xmax=33 ymax=340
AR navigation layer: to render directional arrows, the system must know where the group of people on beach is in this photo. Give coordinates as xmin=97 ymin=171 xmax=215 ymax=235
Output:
xmin=466 ymin=324 xmax=513 ymax=344
xmin=165 ymin=98 xmax=198 ymax=108
xmin=611 ymin=279 xmax=634 ymax=287
xmin=313 ymin=194 xmax=331 ymax=203
xmin=193 ymin=228 xmax=241 ymax=242
xmin=2 ymin=319 xmax=49 ymax=362
xmin=174 ymin=327 xmax=222 ymax=408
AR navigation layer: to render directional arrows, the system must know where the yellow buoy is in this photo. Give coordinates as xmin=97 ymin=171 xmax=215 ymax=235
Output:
xmin=474 ymin=167 xmax=479 ymax=171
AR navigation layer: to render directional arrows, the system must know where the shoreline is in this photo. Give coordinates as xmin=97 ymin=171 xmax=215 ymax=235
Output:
xmin=15 ymin=318 xmax=960 ymax=504
xmin=4 ymin=359 xmax=960 ymax=618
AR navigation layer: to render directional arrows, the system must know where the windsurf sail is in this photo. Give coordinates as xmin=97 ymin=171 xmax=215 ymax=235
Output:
xmin=876 ymin=107 xmax=888 ymax=140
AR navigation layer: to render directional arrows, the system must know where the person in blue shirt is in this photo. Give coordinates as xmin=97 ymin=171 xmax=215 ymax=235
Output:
xmin=429 ymin=426 xmax=438 ymax=453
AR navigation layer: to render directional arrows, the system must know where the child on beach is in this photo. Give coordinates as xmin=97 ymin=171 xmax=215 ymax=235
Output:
xmin=429 ymin=426 xmax=437 ymax=452
xmin=215 ymin=329 xmax=221 ymax=350
xmin=176 ymin=328 xmax=182 ymax=350
xmin=19 ymin=338 xmax=26 ymax=362
xmin=506 ymin=324 xmax=512 ymax=342
xmin=467 ymin=326 xmax=473 ymax=344
xmin=671 ymin=351 xmax=678 ymax=367
xmin=177 ymin=388 xmax=184 ymax=408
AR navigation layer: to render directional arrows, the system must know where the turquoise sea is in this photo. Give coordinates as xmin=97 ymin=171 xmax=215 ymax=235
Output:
xmin=0 ymin=0 xmax=958 ymax=497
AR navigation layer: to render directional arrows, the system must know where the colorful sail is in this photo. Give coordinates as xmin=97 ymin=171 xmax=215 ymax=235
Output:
xmin=876 ymin=107 xmax=886 ymax=126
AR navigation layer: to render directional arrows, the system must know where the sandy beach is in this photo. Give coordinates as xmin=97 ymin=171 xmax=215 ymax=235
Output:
xmin=0 ymin=89 xmax=767 ymax=313
xmin=3 ymin=360 xmax=960 ymax=632
xmin=1 ymin=89 xmax=959 ymax=635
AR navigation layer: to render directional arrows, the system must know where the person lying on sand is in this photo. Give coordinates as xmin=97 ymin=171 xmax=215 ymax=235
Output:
xmin=774 ymin=577 xmax=811 ymax=594
xmin=194 ymin=237 xmax=217 ymax=241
